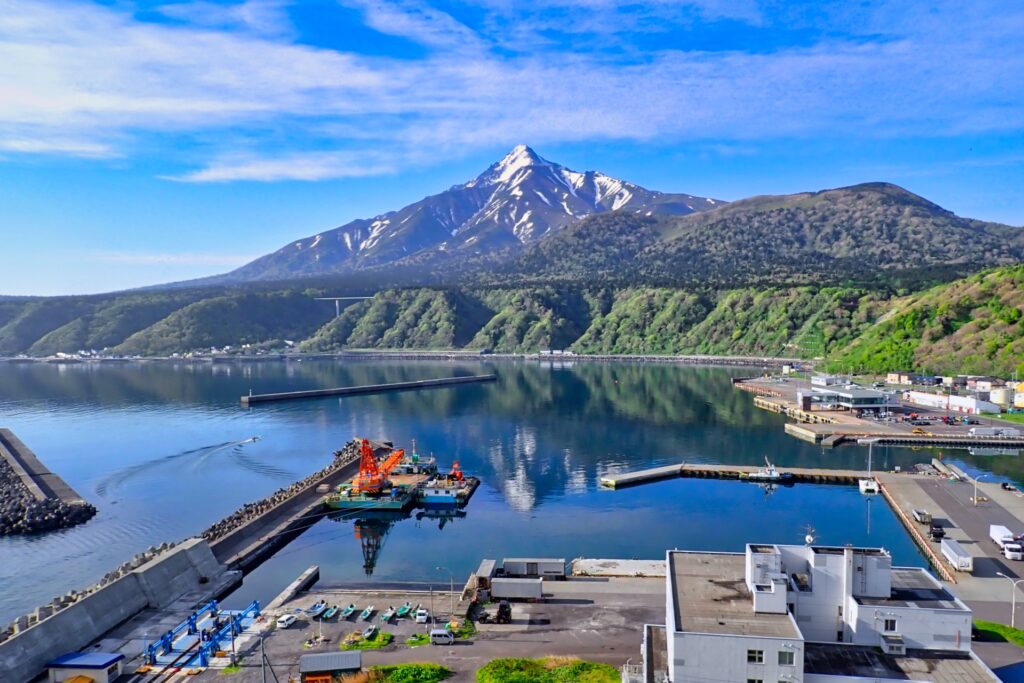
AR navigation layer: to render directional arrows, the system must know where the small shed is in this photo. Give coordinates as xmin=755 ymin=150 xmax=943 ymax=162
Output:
xmin=299 ymin=651 xmax=362 ymax=683
xmin=47 ymin=652 xmax=125 ymax=683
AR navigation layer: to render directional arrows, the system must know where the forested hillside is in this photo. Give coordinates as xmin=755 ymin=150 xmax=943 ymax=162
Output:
xmin=1 ymin=268 xmax=1022 ymax=376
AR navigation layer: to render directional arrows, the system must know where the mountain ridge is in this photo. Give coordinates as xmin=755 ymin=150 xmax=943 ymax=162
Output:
xmin=205 ymin=145 xmax=720 ymax=284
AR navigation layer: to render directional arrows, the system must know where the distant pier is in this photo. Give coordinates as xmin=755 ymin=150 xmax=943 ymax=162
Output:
xmin=600 ymin=462 xmax=863 ymax=489
xmin=240 ymin=373 xmax=497 ymax=405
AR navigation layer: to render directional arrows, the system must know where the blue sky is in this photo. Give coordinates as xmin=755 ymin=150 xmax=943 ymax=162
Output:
xmin=1 ymin=0 xmax=1022 ymax=295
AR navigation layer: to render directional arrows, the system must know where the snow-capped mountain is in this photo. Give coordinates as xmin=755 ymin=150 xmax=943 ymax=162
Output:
xmin=218 ymin=145 xmax=720 ymax=282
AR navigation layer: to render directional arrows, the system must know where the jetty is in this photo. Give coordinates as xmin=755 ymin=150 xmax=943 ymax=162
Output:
xmin=0 ymin=428 xmax=96 ymax=535
xmin=600 ymin=462 xmax=863 ymax=488
xmin=240 ymin=373 xmax=497 ymax=405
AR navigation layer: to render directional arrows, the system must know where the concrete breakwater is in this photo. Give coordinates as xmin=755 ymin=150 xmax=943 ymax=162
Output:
xmin=0 ymin=428 xmax=96 ymax=535
xmin=239 ymin=373 xmax=498 ymax=405
xmin=202 ymin=439 xmax=362 ymax=548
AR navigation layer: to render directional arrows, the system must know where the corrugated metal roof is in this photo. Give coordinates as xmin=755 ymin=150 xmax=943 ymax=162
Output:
xmin=299 ymin=651 xmax=362 ymax=673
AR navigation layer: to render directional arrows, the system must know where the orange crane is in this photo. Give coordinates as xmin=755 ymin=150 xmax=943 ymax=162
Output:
xmin=352 ymin=439 xmax=385 ymax=493
xmin=352 ymin=440 xmax=407 ymax=494
xmin=380 ymin=448 xmax=406 ymax=476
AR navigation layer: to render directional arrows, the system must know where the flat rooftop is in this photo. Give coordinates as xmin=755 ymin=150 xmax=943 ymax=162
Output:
xmin=805 ymin=644 xmax=997 ymax=682
xmin=856 ymin=567 xmax=965 ymax=610
xmin=669 ymin=551 xmax=800 ymax=639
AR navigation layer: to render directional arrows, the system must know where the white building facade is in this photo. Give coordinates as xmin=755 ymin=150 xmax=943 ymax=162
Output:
xmin=656 ymin=544 xmax=991 ymax=683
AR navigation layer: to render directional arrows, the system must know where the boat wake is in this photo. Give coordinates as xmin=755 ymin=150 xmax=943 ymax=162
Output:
xmin=94 ymin=437 xmax=261 ymax=496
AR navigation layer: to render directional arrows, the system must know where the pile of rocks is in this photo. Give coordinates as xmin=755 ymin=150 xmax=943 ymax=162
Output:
xmin=201 ymin=440 xmax=361 ymax=543
xmin=0 ymin=457 xmax=96 ymax=535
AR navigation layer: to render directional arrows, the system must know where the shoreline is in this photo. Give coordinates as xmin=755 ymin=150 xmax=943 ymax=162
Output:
xmin=0 ymin=349 xmax=804 ymax=367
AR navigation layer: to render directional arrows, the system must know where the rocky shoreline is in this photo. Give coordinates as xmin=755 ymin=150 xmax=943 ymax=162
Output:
xmin=0 ymin=456 xmax=96 ymax=535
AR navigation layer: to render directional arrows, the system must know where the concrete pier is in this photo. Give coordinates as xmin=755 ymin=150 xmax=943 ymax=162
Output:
xmin=600 ymin=462 xmax=864 ymax=488
xmin=240 ymin=373 xmax=497 ymax=405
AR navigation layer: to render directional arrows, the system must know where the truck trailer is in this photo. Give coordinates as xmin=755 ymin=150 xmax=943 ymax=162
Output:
xmin=991 ymin=524 xmax=1015 ymax=549
xmin=501 ymin=558 xmax=566 ymax=579
xmin=490 ymin=577 xmax=543 ymax=601
xmin=941 ymin=538 xmax=974 ymax=572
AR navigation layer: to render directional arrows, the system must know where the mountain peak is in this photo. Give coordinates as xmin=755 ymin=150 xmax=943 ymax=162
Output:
xmin=470 ymin=144 xmax=552 ymax=187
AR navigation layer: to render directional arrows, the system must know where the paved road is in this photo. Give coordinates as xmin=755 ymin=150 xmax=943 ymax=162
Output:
xmin=926 ymin=477 xmax=1023 ymax=579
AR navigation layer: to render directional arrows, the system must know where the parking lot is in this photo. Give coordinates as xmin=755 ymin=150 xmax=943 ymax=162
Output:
xmin=194 ymin=577 xmax=665 ymax=682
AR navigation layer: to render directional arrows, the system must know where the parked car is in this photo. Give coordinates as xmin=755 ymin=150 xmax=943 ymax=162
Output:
xmin=429 ymin=628 xmax=455 ymax=645
xmin=276 ymin=614 xmax=297 ymax=629
xmin=415 ymin=608 xmax=430 ymax=624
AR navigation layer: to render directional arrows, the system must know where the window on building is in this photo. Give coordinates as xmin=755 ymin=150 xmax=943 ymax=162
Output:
xmin=746 ymin=679 xmax=763 ymax=683
xmin=778 ymin=650 xmax=795 ymax=666
xmin=747 ymin=649 xmax=764 ymax=663
xmin=884 ymin=618 xmax=898 ymax=633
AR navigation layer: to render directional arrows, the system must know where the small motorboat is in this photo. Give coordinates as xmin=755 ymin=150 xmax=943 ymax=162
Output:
xmin=305 ymin=600 xmax=328 ymax=618
xmin=359 ymin=605 xmax=375 ymax=621
xmin=362 ymin=624 xmax=378 ymax=640
xmin=380 ymin=606 xmax=396 ymax=622
xmin=395 ymin=601 xmax=414 ymax=618
xmin=321 ymin=605 xmax=338 ymax=620
xmin=340 ymin=603 xmax=357 ymax=619
xmin=740 ymin=457 xmax=794 ymax=483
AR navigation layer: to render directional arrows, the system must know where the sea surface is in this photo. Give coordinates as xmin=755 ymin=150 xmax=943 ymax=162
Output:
xmin=1 ymin=359 xmax=1020 ymax=622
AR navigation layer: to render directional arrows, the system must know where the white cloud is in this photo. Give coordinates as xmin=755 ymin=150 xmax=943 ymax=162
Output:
xmin=0 ymin=0 xmax=1021 ymax=181
xmin=168 ymin=151 xmax=398 ymax=182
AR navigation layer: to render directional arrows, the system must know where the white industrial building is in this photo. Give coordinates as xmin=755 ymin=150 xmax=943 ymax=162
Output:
xmin=799 ymin=386 xmax=899 ymax=412
xmin=902 ymin=390 xmax=1001 ymax=414
xmin=633 ymin=544 xmax=997 ymax=682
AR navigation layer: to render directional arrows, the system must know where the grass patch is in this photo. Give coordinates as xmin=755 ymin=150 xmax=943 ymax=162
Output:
xmin=975 ymin=620 xmax=1024 ymax=647
xmin=993 ymin=413 xmax=1024 ymax=425
xmin=371 ymin=663 xmax=453 ymax=683
xmin=406 ymin=633 xmax=429 ymax=647
xmin=220 ymin=664 xmax=242 ymax=675
xmin=340 ymin=630 xmax=395 ymax=651
xmin=476 ymin=656 xmax=618 ymax=683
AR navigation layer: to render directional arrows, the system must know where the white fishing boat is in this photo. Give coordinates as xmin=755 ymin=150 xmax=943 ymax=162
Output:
xmin=859 ymin=439 xmax=880 ymax=495
xmin=740 ymin=457 xmax=794 ymax=483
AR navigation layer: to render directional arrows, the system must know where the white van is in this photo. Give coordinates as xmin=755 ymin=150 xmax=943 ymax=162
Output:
xmin=1005 ymin=543 xmax=1024 ymax=561
xmin=429 ymin=628 xmax=454 ymax=645
xmin=276 ymin=614 xmax=297 ymax=629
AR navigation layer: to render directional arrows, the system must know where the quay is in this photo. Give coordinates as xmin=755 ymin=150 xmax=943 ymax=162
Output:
xmin=600 ymin=462 xmax=863 ymax=488
xmin=240 ymin=373 xmax=497 ymax=405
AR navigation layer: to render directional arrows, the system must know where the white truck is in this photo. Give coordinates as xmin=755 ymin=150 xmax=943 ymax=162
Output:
xmin=1004 ymin=542 xmax=1024 ymax=561
xmin=941 ymin=538 xmax=974 ymax=572
xmin=991 ymin=524 xmax=1015 ymax=549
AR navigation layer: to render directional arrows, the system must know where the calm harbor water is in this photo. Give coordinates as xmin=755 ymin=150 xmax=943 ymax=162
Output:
xmin=1 ymin=359 xmax=1020 ymax=622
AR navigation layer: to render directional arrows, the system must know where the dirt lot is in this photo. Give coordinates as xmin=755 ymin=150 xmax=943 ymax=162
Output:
xmin=194 ymin=577 xmax=665 ymax=683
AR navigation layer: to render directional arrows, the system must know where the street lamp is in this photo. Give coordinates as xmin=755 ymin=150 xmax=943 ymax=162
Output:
xmin=996 ymin=573 xmax=1024 ymax=629
xmin=974 ymin=473 xmax=988 ymax=506
xmin=436 ymin=566 xmax=455 ymax=623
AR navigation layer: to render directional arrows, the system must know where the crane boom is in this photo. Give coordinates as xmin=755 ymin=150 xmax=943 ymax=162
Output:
xmin=380 ymin=448 xmax=406 ymax=476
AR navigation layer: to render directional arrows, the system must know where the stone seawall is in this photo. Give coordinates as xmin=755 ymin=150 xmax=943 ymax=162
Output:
xmin=0 ymin=428 xmax=96 ymax=535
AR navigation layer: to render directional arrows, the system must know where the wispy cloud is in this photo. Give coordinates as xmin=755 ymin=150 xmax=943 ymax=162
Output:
xmin=0 ymin=0 xmax=1021 ymax=181
xmin=167 ymin=151 xmax=398 ymax=182
xmin=88 ymin=250 xmax=257 ymax=266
